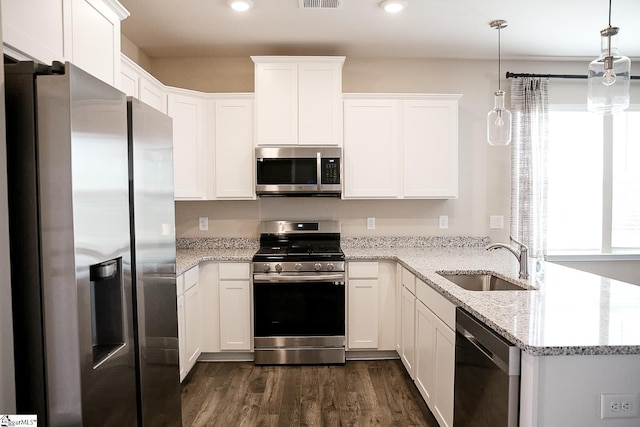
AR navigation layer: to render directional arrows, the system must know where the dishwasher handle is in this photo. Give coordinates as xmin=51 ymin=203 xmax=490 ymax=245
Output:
xmin=456 ymin=308 xmax=521 ymax=376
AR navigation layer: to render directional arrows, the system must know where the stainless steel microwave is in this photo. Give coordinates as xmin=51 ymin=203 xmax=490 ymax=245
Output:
xmin=255 ymin=146 xmax=342 ymax=196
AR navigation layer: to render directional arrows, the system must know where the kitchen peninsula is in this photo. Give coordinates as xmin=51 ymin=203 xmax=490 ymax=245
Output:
xmin=177 ymin=236 xmax=640 ymax=427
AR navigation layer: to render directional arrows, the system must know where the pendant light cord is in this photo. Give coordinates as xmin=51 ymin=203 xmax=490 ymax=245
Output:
xmin=608 ymin=0 xmax=612 ymax=27
xmin=498 ymin=25 xmax=502 ymax=91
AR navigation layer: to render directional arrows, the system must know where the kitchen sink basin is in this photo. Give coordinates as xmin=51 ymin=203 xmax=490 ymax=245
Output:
xmin=438 ymin=273 xmax=529 ymax=291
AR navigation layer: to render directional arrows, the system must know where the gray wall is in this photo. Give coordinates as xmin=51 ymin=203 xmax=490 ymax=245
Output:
xmin=0 ymin=3 xmax=17 ymax=413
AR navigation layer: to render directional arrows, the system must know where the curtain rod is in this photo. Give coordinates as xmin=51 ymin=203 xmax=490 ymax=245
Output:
xmin=506 ymin=71 xmax=640 ymax=80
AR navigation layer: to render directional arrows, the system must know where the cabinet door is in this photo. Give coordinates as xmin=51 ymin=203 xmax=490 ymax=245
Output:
xmin=120 ymin=58 xmax=139 ymax=98
xmin=415 ymin=300 xmax=436 ymax=405
xmin=167 ymin=93 xmax=208 ymax=199
xmin=214 ymin=99 xmax=255 ymax=199
xmin=403 ymin=99 xmax=458 ymax=198
xmin=433 ymin=317 xmax=455 ymax=427
xmin=348 ymin=278 xmax=379 ymax=349
xmin=343 ymin=99 xmax=399 ymax=198
xmin=184 ymin=282 xmax=202 ymax=373
xmin=219 ymin=280 xmax=251 ymax=350
xmin=177 ymin=293 xmax=186 ymax=382
xmin=2 ymin=0 xmax=67 ymax=65
xmin=71 ymin=0 xmax=123 ymax=86
xmin=400 ymin=286 xmax=416 ymax=378
xmin=254 ymin=62 xmax=298 ymax=145
xmin=298 ymin=62 xmax=342 ymax=146
xmin=140 ymin=75 xmax=166 ymax=114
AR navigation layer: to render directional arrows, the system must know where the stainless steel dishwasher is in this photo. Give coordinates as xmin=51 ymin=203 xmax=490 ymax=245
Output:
xmin=454 ymin=308 xmax=521 ymax=427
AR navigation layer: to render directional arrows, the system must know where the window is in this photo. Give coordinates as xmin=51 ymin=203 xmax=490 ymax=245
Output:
xmin=547 ymin=107 xmax=640 ymax=254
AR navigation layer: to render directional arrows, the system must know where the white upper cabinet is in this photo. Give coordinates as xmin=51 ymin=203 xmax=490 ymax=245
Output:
xmin=139 ymin=75 xmax=166 ymax=113
xmin=2 ymin=0 xmax=67 ymax=65
xmin=2 ymin=0 xmax=128 ymax=86
xmin=252 ymin=56 xmax=344 ymax=146
xmin=343 ymin=94 xmax=461 ymax=200
xmin=212 ymin=97 xmax=255 ymax=199
xmin=343 ymin=98 xmax=399 ymax=198
xmin=70 ymin=0 xmax=127 ymax=86
xmin=167 ymin=90 xmax=209 ymax=200
xmin=120 ymin=55 xmax=167 ymax=114
xmin=403 ymin=98 xmax=459 ymax=198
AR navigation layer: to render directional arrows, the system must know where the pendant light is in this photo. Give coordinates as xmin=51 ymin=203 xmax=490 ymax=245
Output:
xmin=487 ymin=19 xmax=512 ymax=146
xmin=587 ymin=0 xmax=630 ymax=114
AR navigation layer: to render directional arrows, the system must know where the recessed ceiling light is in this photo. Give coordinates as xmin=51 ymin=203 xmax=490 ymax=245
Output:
xmin=228 ymin=0 xmax=254 ymax=12
xmin=380 ymin=0 xmax=407 ymax=13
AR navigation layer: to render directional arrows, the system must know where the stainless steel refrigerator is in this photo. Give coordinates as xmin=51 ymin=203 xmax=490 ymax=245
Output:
xmin=4 ymin=61 xmax=181 ymax=426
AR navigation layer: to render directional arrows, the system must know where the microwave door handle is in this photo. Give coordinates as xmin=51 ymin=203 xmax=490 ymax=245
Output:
xmin=316 ymin=151 xmax=321 ymax=191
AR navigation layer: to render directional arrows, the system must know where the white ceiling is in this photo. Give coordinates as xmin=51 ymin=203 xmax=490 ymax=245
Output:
xmin=119 ymin=0 xmax=640 ymax=60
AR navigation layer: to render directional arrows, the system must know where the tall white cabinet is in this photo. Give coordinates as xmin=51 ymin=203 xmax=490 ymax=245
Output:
xmin=343 ymin=94 xmax=461 ymax=199
xmin=252 ymin=56 xmax=345 ymax=146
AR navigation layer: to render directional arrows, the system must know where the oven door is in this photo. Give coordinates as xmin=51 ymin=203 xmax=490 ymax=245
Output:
xmin=253 ymin=278 xmax=345 ymax=364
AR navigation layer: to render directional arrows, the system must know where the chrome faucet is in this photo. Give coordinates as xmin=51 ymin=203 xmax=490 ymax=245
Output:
xmin=486 ymin=236 xmax=529 ymax=280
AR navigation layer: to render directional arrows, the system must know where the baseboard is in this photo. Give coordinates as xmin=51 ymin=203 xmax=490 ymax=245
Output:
xmin=198 ymin=352 xmax=254 ymax=362
xmin=346 ymin=350 xmax=400 ymax=360
xmin=197 ymin=350 xmax=400 ymax=362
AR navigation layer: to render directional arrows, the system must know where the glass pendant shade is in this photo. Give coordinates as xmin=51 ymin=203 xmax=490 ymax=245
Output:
xmin=487 ymin=90 xmax=512 ymax=146
xmin=587 ymin=28 xmax=631 ymax=114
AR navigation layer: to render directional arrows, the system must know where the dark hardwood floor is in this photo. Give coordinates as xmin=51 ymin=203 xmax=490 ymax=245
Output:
xmin=181 ymin=360 xmax=440 ymax=427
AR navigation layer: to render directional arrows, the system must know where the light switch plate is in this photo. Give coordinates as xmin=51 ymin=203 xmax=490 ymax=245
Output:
xmin=439 ymin=215 xmax=448 ymax=229
xmin=490 ymin=215 xmax=504 ymax=229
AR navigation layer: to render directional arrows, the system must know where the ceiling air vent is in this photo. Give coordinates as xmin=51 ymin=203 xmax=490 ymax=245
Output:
xmin=299 ymin=0 xmax=343 ymax=9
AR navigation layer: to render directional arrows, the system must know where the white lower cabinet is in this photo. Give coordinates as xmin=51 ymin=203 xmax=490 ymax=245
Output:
xmin=400 ymin=267 xmax=417 ymax=377
xmin=218 ymin=263 xmax=251 ymax=351
xmin=414 ymin=277 xmax=456 ymax=427
xmin=177 ymin=265 xmax=201 ymax=382
xmin=415 ymin=299 xmax=455 ymax=427
xmin=198 ymin=261 xmax=252 ymax=353
xmin=401 ymin=285 xmax=416 ymax=378
xmin=348 ymin=262 xmax=379 ymax=349
xmin=398 ymin=265 xmax=456 ymax=427
xmin=176 ymin=293 xmax=186 ymax=381
xmin=347 ymin=261 xmax=397 ymax=351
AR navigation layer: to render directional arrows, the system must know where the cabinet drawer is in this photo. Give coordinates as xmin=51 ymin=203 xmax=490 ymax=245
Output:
xmin=416 ymin=279 xmax=456 ymax=330
xmin=402 ymin=267 xmax=416 ymax=295
xmin=184 ymin=265 xmax=200 ymax=291
xmin=219 ymin=263 xmax=250 ymax=280
xmin=348 ymin=262 xmax=379 ymax=279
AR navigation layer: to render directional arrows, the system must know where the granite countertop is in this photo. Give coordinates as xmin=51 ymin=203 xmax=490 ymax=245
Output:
xmin=176 ymin=237 xmax=640 ymax=357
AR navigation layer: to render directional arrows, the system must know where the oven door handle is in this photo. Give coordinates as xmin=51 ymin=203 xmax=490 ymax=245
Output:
xmin=253 ymin=273 xmax=345 ymax=283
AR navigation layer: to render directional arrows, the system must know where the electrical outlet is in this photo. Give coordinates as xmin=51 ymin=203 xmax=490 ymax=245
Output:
xmin=367 ymin=217 xmax=375 ymax=230
xmin=601 ymin=393 xmax=640 ymax=419
xmin=489 ymin=215 xmax=504 ymax=229
xmin=439 ymin=215 xmax=448 ymax=229
xmin=198 ymin=217 xmax=209 ymax=231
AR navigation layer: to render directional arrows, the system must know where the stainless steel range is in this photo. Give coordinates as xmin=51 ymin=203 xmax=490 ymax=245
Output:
xmin=253 ymin=220 xmax=345 ymax=365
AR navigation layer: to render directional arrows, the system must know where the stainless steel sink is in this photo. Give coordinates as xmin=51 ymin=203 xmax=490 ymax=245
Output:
xmin=438 ymin=273 xmax=529 ymax=291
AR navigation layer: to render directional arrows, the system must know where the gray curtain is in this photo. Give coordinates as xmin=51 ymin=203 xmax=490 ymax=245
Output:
xmin=510 ymin=77 xmax=549 ymax=259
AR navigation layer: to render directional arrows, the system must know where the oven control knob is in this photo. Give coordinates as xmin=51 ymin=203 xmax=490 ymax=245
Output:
xmin=327 ymin=263 xmax=334 ymax=271
xmin=314 ymin=263 xmax=322 ymax=271
xmin=275 ymin=264 xmax=282 ymax=273
xmin=295 ymin=263 xmax=302 ymax=271
xmin=262 ymin=263 xmax=270 ymax=272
